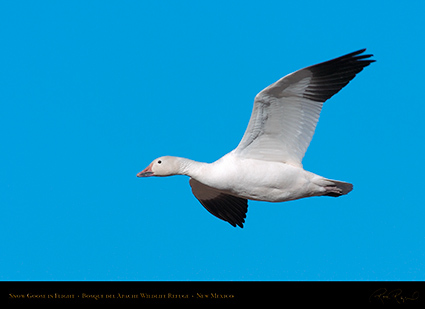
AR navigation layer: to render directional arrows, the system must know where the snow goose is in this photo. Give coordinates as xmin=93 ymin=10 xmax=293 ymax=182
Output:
xmin=137 ymin=49 xmax=375 ymax=228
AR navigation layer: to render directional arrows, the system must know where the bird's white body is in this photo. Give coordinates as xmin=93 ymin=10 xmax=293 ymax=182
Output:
xmin=138 ymin=49 xmax=374 ymax=227
xmin=184 ymin=153 xmax=328 ymax=202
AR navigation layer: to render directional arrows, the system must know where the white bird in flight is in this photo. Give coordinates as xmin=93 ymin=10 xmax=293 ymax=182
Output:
xmin=137 ymin=49 xmax=375 ymax=228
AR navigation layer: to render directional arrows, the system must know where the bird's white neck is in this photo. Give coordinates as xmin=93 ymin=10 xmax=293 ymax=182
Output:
xmin=172 ymin=157 xmax=209 ymax=178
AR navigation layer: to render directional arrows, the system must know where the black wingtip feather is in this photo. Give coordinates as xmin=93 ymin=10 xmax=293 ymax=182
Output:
xmin=198 ymin=195 xmax=248 ymax=228
xmin=303 ymin=49 xmax=375 ymax=102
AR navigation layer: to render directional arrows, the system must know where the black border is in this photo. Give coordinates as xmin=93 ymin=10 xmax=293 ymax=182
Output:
xmin=2 ymin=281 xmax=424 ymax=306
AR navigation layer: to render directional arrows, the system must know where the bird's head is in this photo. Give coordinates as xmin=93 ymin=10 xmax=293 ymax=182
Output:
xmin=137 ymin=156 xmax=181 ymax=177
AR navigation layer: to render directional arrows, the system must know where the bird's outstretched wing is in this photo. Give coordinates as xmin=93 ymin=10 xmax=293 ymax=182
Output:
xmin=234 ymin=49 xmax=375 ymax=167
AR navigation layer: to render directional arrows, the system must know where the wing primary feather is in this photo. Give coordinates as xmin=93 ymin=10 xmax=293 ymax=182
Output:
xmin=190 ymin=178 xmax=248 ymax=228
xmin=303 ymin=49 xmax=375 ymax=102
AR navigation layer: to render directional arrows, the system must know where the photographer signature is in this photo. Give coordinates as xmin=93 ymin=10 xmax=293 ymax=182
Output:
xmin=369 ymin=288 xmax=419 ymax=304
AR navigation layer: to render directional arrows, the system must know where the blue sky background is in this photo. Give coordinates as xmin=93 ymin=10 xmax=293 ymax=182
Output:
xmin=1 ymin=1 xmax=424 ymax=281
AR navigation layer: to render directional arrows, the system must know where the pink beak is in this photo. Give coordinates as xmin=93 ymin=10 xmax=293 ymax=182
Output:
xmin=137 ymin=163 xmax=154 ymax=177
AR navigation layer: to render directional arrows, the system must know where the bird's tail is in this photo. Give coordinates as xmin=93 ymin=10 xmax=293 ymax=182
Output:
xmin=323 ymin=179 xmax=353 ymax=197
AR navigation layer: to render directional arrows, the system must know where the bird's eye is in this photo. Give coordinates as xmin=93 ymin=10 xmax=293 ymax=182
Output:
xmin=157 ymin=160 xmax=162 ymax=164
